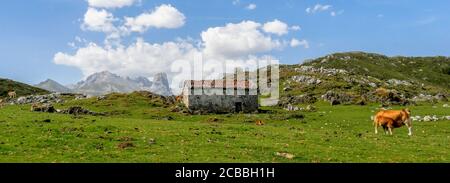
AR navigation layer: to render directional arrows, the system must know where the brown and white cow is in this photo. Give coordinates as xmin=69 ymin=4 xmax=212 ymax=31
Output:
xmin=373 ymin=108 xmax=412 ymax=136
xmin=8 ymin=91 xmax=16 ymax=99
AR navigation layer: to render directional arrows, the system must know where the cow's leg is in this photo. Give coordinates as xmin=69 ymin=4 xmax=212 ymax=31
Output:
xmin=374 ymin=123 xmax=379 ymax=134
xmin=404 ymin=120 xmax=413 ymax=136
xmin=388 ymin=126 xmax=393 ymax=135
xmin=382 ymin=126 xmax=388 ymax=135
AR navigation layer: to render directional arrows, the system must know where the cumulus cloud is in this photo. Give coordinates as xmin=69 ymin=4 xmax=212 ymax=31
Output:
xmin=54 ymin=37 xmax=270 ymax=93
xmin=232 ymin=0 xmax=240 ymax=5
xmin=306 ymin=4 xmax=332 ymax=14
xmin=124 ymin=4 xmax=186 ymax=32
xmin=54 ymin=38 xmax=199 ymax=78
xmin=290 ymin=39 xmax=309 ymax=48
xmin=263 ymin=19 xmax=289 ymax=36
xmin=87 ymin=0 xmax=137 ymax=9
xmin=201 ymin=21 xmax=282 ymax=59
xmin=82 ymin=8 xmax=117 ymax=33
xmin=246 ymin=3 xmax=257 ymax=10
xmin=55 ymin=20 xmax=287 ymax=93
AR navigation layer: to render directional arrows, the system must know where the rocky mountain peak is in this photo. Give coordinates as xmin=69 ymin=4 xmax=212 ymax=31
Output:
xmin=35 ymin=79 xmax=71 ymax=93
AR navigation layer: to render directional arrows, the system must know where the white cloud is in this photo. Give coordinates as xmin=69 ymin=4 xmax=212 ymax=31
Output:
xmin=124 ymin=4 xmax=186 ymax=33
xmin=56 ymin=18 xmax=287 ymax=93
xmin=331 ymin=10 xmax=344 ymax=17
xmin=306 ymin=4 xmax=332 ymax=14
xmin=54 ymin=38 xmax=270 ymax=93
xmin=246 ymin=3 xmax=257 ymax=10
xmin=201 ymin=21 xmax=282 ymax=59
xmin=377 ymin=14 xmax=384 ymax=18
xmin=263 ymin=19 xmax=289 ymax=36
xmin=87 ymin=0 xmax=137 ymax=9
xmin=82 ymin=8 xmax=117 ymax=33
xmin=290 ymin=39 xmax=309 ymax=48
xmin=54 ymin=38 xmax=200 ymax=80
xmin=232 ymin=0 xmax=240 ymax=5
xmin=290 ymin=25 xmax=301 ymax=31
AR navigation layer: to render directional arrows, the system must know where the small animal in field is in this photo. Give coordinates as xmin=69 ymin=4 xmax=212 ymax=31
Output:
xmin=8 ymin=91 xmax=16 ymax=99
xmin=373 ymin=108 xmax=412 ymax=136
xmin=0 ymin=98 xmax=4 ymax=108
xmin=176 ymin=95 xmax=183 ymax=103
xmin=255 ymin=120 xmax=265 ymax=126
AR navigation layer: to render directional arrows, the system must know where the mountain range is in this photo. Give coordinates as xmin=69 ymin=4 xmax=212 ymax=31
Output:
xmin=34 ymin=71 xmax=173 ymax=96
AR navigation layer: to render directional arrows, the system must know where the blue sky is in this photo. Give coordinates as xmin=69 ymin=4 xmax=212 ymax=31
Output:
xmin=1 ymin=0 xmax=449 ymax=85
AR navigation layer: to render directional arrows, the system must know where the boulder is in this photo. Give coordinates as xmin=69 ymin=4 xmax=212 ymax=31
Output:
xmin=31 ymin=103 xmax=56 ymax=113
xmin=321 ymin=91 xmax=354 ymax=105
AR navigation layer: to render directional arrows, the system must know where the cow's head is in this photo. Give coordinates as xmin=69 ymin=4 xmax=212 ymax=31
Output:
xmin=403 ymin=108 xmax=411 ymax=115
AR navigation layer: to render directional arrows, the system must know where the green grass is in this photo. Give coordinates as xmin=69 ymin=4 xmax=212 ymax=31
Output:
xmin=0 ymin=95 xmax=449 ymax=163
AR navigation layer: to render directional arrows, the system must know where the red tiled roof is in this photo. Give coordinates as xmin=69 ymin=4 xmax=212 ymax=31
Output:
xmin=184 ymin=80 xmax=256 ymax=89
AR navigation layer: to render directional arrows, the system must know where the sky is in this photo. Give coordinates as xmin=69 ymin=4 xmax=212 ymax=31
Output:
xmin=1 ymin=0 xmax=450 ymax=87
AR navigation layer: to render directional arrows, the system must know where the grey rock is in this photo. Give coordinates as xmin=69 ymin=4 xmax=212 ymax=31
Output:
xmin=387 ymin=79 xmax=411 ymax=86
xmin=292 ymin=75 xmax=322 ymax=85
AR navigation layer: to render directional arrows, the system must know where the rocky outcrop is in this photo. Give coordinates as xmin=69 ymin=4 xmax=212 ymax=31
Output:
xmin=292 ymin=75 xmax=322 ymax=85
xmin=278 ymin=94 xmax=317 ymax=107
xmin=59 ymin=106 xmax=104 ymax=116
xmin=31 ymin=103 xmax=56 ymax=113
xmin=321 ymin=91 xmax=355 ymax=105
xmin=295 ymin=66 xmax=348 ymax=76
xmin=411 ymin=115 xmax=450 ymax=122
xmin=412 ymin=93 xmax=448 ymax=102
xmin=387 ymin=79 xmax=412 ymax=86
xmin=10 ymin=93 xmax=64 ymax=105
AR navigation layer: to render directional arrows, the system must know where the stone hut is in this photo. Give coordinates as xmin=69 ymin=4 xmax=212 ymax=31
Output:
xmin=181 ymin=80 xmax=258 ymax=113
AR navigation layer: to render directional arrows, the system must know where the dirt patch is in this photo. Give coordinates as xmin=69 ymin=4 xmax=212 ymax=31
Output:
xmin=117 ymin=142 xmax=135 ymax=149
xmin=118 ymin=136 xmax=134 ymax=142
xmin=206 ymin=117 xmax=224 ymax=123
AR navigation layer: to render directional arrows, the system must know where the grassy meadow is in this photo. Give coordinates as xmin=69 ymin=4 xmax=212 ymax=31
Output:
xmin=0 ymin=92 xmax=449 ymax=163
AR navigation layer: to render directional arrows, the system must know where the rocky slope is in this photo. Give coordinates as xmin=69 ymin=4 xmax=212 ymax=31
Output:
xmin=279 ymin=52 xmax=450 ymax=106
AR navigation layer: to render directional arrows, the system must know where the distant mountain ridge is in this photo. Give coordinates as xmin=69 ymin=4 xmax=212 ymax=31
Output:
xmin=70 ymin=71 xmax=172 ymax=96
xmin=35 ymin=79 xmax=71 ymax=93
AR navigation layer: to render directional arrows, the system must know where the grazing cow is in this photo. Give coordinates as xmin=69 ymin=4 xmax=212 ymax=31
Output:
xmin=373 ymin=108 xmax=412 ymax=136
xmin=8 ymin=91 xmax=16 ymax=99
xmin=176 ymin=95 xmax=183 ymax=103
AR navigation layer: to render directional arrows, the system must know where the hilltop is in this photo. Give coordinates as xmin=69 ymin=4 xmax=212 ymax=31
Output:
xmin=0 ymin=78 xmax=49 ymax=98
xmin=279 ymin=52 xmax=450 ymax=106
xmin=35 ymin=79 xmax=72 ymax=93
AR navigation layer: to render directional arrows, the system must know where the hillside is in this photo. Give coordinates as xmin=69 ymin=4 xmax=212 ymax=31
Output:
xmin=279 ymin=52 xmax=450 ymax=106
xmin=0 ymin=78 xmax=49 ymax=97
